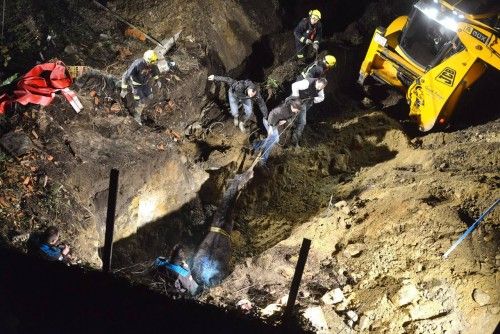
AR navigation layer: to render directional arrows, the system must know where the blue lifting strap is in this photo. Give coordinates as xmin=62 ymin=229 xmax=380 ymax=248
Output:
xmin=154 ymin=257 xmax=190 ymax=277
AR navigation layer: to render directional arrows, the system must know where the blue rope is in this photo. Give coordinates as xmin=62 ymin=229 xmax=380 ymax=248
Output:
xmin=443 ymin=199 xmax=499 ymax=259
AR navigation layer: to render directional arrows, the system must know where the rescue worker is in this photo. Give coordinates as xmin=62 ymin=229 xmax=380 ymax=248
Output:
xmin=290 ymin=77 xmax=328 ymax=146
xmin=298 ymin=55 xmax=336 ymax=81
xmin=207 ymin=74 xmax=268 ymax=132
xmin=120 ymin=50 xmax=161 ymax=125
xmin=294 ymin=9 xmax=323 ymax=60
xmin=152 ymin=244 xmax=199 ymax=296
xmin=36 ymin=226 xmax=71 ymax=262
xmin=254 ymin=97 xmax=302 ymax=163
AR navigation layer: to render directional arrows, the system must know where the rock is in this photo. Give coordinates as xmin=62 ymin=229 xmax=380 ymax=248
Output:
xmin=472 ymin=288 xmax=490 ymax=306
xmin=409 ymin=300 xmax=444 ymax=320
xmin=344 ymin=243 xmax=364 ymax=257
xmin=99 ymin=33 xmax=111 ymax=39
xmin=438 ymin=163 xmax=448 ymax=171
xmin=0 ymin=131 xmax=35 ymax=157
xmin=303 ymin=306 xmax=329 ymax=334
xmin=64 ymin=44 xmax=78 ymax=54
xmin=11 ymin=233 xmax=30 ymax=244
xmin=342 ymin=284 xmax=353 ymax=294
xmin=261 ymin=303 xmax=282 ymax=317
xmin=341 ymin=206 xmax=351 ymax=215
xmin=389 ymin=283 xmax=419 ymax=306
xmin=334 ymin=200 xmax=348 ymax=208
xmin=359 ymin=315 xmax=371 ymax=330
xmin=361 ymin=97 xmax=373 ymax=108
xmin=321 ymin=288 xmax=344 ymax=305
xmin=346 ymin=310 xmax=358 ymax=322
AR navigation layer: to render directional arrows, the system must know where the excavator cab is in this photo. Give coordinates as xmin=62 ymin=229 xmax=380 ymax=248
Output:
xmin=359 ymin=0 xmax=500 ymax=131
xmin=399 ymin=3 xmax=462 ymax=70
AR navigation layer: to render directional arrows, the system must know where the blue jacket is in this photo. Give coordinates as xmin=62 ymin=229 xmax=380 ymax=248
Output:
xmin=39 ymin=243 xmax=63 ymax=261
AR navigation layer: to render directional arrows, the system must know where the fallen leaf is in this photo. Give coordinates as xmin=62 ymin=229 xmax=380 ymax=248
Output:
xmin=110 ymin=103 xmax=121 ymax=113
xmin=31 ymin=130 xmax=39 ymax=139
xmin=43 ymin=175 xmax=48 ymax=187
xmin=30 ymin=166 xmax=37 ymax=172
xmin=94 ymin=97 xmax=100 ymax=105
xmin=0 ymin=197 xmax=9 ymax=208
xmin=23 ymin=176 xmax=31 ymax=185
xmin=157 ymin=143 xmax=165 ymax=151
xmin=47 ymin=155 xmax=54 ymax=161
xmin=89 ymin=90 xmax=97 ymax=97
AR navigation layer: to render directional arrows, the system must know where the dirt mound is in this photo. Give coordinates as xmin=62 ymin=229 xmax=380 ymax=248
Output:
xmin=203 ymin=115 xmax=499 ymax=333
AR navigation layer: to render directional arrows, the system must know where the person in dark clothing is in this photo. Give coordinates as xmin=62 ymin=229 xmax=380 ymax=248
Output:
xmin=121 ymin=50 xmax=161 ymax=125
xmin=294 ymin=9 xmax=323 ymax=60
xmin=152 ymin=244 xmax=199 ymax=296
xmin=37 ymin=226 xmax=71 ymax=262
xmin=253 ymin=98 xmax=302 ymax=163
xmin=290 ymin=77 xmax=328 ymax=146
xmin=298 ymin=55 xmax=336 ymax=81
xmin=208 ymin=74 xmax=269 ymax=133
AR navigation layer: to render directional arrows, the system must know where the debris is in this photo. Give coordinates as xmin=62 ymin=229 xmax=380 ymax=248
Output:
xmin=109 ymin=103 xmax=121 ymax=113
xmin=236 ymin=299 xmax=253 ymax=314
xmin=46 ymin=155 xmax=54 ymax=161
xmin=334 ymin=200 xmax=348 ymax=208
xmin=64 ymin=45 xmax=78 ymax=55
xmin=124 ymin=27 xmax=146 ymax=42
xmin=472 ymin=288 xmax=490 ymax=306
xmin=344 ymin=243 xmax=364 ymax=257
xmin=359 ymin=315 xmax=371 ymax=331
xmin=303 ymin=306 xmax=329 ymax=334
xmin=346 ymin=310 xmax=358 ymax=322
xmin=89 ymin=90 xmax=97 ymax=97
xmin=261 ymin=303 xmax=282 ymax=317
xmin=0 ymin=196 xmax=10 ymax=208
xmin=389 ymin=283 xmax=419 ymax=306
xmin=0 ymin=131 xmax=35 ymax=157
xmin=341 ymin=206 xmax=351 ymax=215
xmin=321 ymin=288 xmax=344 ymax=305
xmin=408 ymin=300 xmax=445 ymax=320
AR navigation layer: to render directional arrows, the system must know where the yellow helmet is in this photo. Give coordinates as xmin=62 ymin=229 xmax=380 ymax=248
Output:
xmin=325 ymin=55 xmax=336 ymax=67
xmin=309 ymin=9 xmax=321 ymax=20
xmin=143 ymin=50 xmax=158 ymax=64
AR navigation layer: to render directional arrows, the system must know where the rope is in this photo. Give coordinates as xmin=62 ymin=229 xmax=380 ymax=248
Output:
xmin=256 ymin=97 xmax=314 ymax=160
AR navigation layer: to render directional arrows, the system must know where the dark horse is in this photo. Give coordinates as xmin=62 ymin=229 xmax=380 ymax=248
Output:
xmin=192 ymin=169 xmax=254 ymax=287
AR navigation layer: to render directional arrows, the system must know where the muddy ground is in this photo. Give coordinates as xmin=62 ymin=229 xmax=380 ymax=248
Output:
xmin=1 ymin=0 xmax=499 ymax=333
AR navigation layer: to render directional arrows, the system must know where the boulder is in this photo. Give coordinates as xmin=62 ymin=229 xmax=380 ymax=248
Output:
xmin=344 ymin=243 xmax=364 ymax=257
xmin=321 ymin=288 xmax=344 ymax=305
xmin=303 ymin=306 xmax=329 ymax=334
xmin=389 ymin=283 xmax=419 ymax=306
xmin=472 ymin=288 xmax=490 ymax=306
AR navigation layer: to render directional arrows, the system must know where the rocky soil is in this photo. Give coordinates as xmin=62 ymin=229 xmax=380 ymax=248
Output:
xmin=1 ymin=0 xmax=498 ymax=333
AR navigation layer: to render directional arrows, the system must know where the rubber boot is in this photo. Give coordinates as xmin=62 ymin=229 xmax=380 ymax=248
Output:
xmin=133 ymin=103 xmax=145 ymax=126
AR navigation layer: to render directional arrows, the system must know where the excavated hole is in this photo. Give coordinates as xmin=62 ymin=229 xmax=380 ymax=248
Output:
xmin=108 ymin=6 xmax=404 ymax=292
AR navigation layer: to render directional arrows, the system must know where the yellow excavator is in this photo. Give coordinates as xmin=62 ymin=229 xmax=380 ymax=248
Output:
xmin=358 ymin=0 xmax=500 ymax=131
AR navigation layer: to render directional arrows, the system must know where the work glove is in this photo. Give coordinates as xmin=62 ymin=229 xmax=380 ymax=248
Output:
xmin=207 ymin=74 xmax=215 ymax=81
xmin=312 ymin=43 xmax=319 ymax=51
xmin=305 ymin=39 xmax=313 ymax=45
xmin=300 ymin=37 xmax=306 ymax=43
xmin=120 ymin=88 xmax=128 ymax=98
